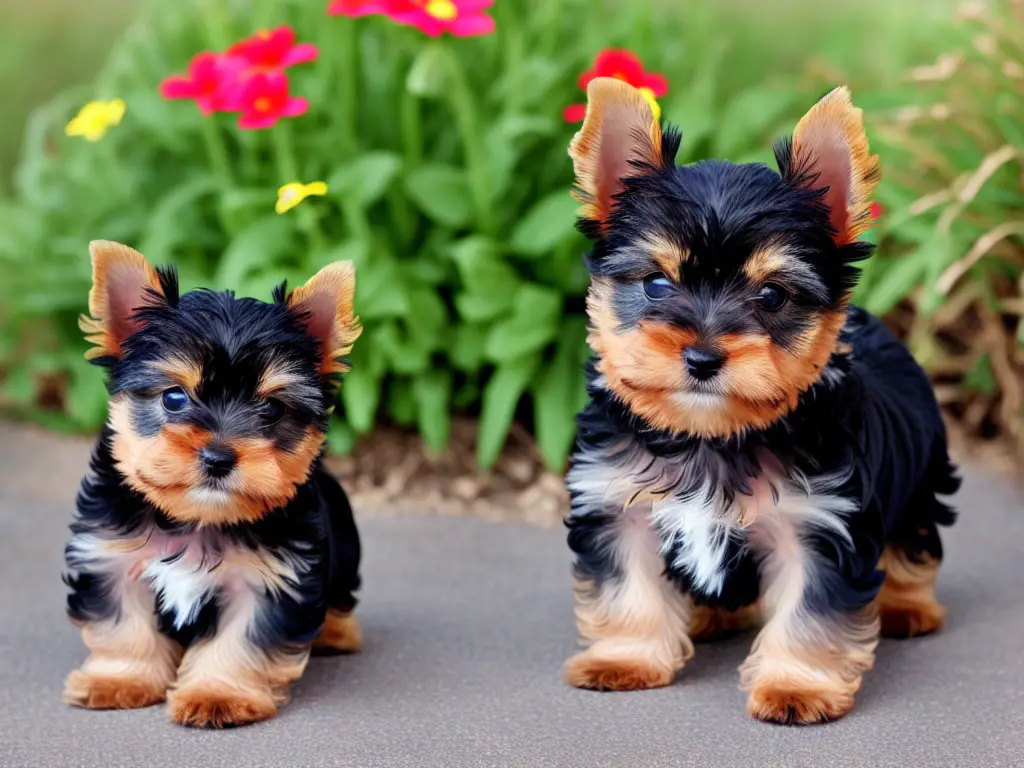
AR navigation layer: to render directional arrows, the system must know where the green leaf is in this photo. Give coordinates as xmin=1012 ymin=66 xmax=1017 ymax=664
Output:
xmin=963 ymin=353 xmax=997 ymax=395
xmin=66 ymin=364 xmax=109 ymax=428
xmin=533 ymin=317 xmax=588 ymax=472
xmin=137 ymin=175 xmax=218 ymax=261
xmin=341 ymin=365 xmax=381 ymax=434
xmin=406 ymin=43 xmax=448 ymax=97
xmin=451 ymin=323 xmax=489 ymax=371
xmin=325 ymin=417 xmax=358 ymax=455
xmin=388 ymin=378 xmax=417 ymax=426
xmin=404 ymin=165 xmax=473 ymax=228
xmin=485 ymin=283 xmax=562 ymax=362
xmin=328 ymin=151 xmax=403 ymax=207
xmin=510 ymin=189 xmax=580 ymax=258
xmin=214 ymin=217 xmax=295 ymax=290
xmin=477 ymin=352 xmax=541 ymax=468
xmin=714 ymin=87 xmax=803 ymax=158
xmin=413 ymin=370 xmax=452 ymax=452
xmin=860 ymin=253 xmax=927 ymax=316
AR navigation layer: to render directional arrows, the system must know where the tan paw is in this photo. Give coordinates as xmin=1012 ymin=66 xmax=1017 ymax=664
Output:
xmin=747 ymin=679 xmax=854 ymax=725
xmin=63 ymin=670 xmax=166 ymax=710
xmin=564 ymin=651 xmax=675 ymax=691
xmin=167 ymin=685 xmax=277 ymax=728
xmin=313 ymin=610 xmax=362 ymax=654
xmin=880 ymin=602 xmax=945 ymax=638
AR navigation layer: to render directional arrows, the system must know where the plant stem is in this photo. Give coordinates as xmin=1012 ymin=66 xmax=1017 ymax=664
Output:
xmin=272 ymin=122 xmax=326 ymax=252
xmin=333 ymin=17 xmax=359 ymax=156
xmin=201 ymin=116 xmax=239 ymax=234
xmin=443 ymin=46 xmax=496 ymax=236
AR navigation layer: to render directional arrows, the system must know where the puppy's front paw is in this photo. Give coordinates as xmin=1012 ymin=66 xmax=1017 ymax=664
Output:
xmin=747 ymin=679 xmax=854 ymax=725
xmin=63 ymin=669 xmax=166 ymax=710
xmin=564 ymin=649 xmax=676 ymax=691
xmin=167 ymin=685 xmax=277 ymax=728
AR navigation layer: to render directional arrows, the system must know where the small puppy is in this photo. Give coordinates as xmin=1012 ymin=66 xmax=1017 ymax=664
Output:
xmin=64 ymin=242 xmax=363 ymax=727
xmin=563 ymin=79 xmax=959 ymax=724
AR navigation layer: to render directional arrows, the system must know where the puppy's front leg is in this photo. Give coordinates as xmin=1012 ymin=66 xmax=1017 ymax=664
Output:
xmin=741 ymin=510 xmax=879 ymax=724
xmin=64 ymin=573 xmax=182 ymax=710
xmin=167 ymin=586 xmax=318 ymax=728
xmin=564 ymin=507 xmax=693 ymax=691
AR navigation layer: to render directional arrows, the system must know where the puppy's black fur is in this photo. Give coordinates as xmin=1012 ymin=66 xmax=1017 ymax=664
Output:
xmin=562 ymin=79 xmax=958 ymax=724
xmin=63 ymin=243 xmax=361 ymax=727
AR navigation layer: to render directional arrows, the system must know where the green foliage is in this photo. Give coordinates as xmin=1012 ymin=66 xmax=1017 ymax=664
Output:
xmin=0 ymin=0 xmax=969 ymax=469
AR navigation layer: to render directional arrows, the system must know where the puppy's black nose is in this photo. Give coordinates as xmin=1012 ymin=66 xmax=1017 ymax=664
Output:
xmin=199 ymin=445 xmax=237 ymax=478
xmin=683 ymin=346 xmax=724 ymax=381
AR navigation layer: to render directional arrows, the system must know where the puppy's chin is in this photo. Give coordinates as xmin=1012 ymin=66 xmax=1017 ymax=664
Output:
xmin=632 ymin=385 xmax=788 ymax=438
xmin=135 ymin=483 xmax=293 ymax=527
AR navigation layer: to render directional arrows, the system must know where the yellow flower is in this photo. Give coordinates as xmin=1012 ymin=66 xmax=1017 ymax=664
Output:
xmin=276 ymin=181 xmax=328 ymax=214
xmin=638 ymin=87 xmax=661 ymax=122
xmin=65 ymin=99 xmax=126 ymax=142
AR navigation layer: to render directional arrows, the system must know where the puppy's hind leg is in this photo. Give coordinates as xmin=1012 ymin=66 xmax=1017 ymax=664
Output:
xmin=564 ymin=508 xmax=693 ymax=691
xmin=312 ymin=473 xmax=363 ymax=655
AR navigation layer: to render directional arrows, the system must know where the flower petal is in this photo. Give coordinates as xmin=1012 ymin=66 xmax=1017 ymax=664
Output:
xmin=448 ymin=12 xmax=495 ymax=36
xmin=238 ymin=113 xmax=279 ymax=130
xmin=304 ymin=181 xmax=329 ymax=196
xmin=562 ymin=103 xmax=587 ymax=123
xmin=283 ymin=97 xmax=309 ymax=117
xmin=282 ymin=43 xmax=319 ymax=67
xmin=592 ymin=49 xmax=644 ymax=85
xmin=160 ymin=76 xmax=199 ymax=100
xmin=328 ymin=0 xmax=389 ymax=15
xmin=641 ymin=72 xmax=668 ymax=97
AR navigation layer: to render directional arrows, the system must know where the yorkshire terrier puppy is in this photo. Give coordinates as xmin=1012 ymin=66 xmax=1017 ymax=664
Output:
xmin=63 ymin=242 xmax=363 ymax=727
xmin=563 ymin=79 xmax=959 ymax=724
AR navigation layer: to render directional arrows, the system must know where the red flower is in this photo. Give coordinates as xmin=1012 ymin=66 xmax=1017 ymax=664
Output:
xmin=564 ymin=49 xmax=668 ymax=123
xmin=329 ymin=0 xmax=495 ymax=37
xmin=237 ymin=72 xmax=309 ymax=130
xmin=160 ymin=52 xmax=246 ymax=115
xmin=227 ymin=26 xmax=318 ymax=73
xmin=870 ymin=201 xmax=883 ymax=220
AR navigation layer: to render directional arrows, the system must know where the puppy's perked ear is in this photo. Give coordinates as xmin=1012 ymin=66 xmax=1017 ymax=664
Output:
xmin=79 ymin=241 xmax=167 ymax=361
xmin=783 ymin=86 xmax=880 ymax=245
xmin=569 ymin=77 xmax=664 ymax=231
xmin=288 ymin=261 xmax=362 ymax=375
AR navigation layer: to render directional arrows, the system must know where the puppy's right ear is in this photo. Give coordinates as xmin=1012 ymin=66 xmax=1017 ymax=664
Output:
xmin=80 ymin=241 xmax=166 ymax=360
xmin=569 ymin=77 xmax=664 ymax=232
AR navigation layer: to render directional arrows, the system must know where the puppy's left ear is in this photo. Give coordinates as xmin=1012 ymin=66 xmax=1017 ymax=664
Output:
xmin=569 ymin=77 xmax=664 ymax=231
xmin=288 ymin=261 xmax=362 ymax=375
xmin=783 ymin=86 xmax=880 ymax=245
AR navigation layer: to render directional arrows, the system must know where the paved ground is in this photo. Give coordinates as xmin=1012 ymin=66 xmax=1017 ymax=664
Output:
xmin=0 ymin=423 xmax=1022 ymax=767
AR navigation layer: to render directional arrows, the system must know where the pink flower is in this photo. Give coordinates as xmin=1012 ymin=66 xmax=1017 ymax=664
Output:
xmin=330 ymin=0 xmax=495 ymax=37
xmin=564 ymin=49 xmax=669 ymax=123
xmin=237 ymin=72 xmax=309 ymax=130
xmin=870 ymin=201 xmax=883 ymax=220
xmin=227 ymin=26 xmax=318 ymax=73
xmin=159 ymin=52 xmax=246 ymax=115
xmin=327 ymin=0 xmax=392 ymax=15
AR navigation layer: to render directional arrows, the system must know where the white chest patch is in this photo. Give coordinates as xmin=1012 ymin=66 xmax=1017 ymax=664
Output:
xmin=566 ymin=441 xmax=857 ymax=598
xmin=66 ymin=526 xmax=310 ymax=629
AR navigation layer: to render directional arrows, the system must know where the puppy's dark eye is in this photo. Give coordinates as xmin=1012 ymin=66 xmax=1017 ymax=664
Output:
xmin=754 ymin=283 xmax=789 ymax=312
xmin=262 ymin=398 xmax=287 ymax=425
xmin=161 ymin=387 xmax=190 ymax=413
xmin=642 ymin=273 xmax=674 ymax=300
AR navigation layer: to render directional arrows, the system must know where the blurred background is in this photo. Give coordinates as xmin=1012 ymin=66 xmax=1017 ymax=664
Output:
xmin=0 ymin=0 xmax=1020 ymax=517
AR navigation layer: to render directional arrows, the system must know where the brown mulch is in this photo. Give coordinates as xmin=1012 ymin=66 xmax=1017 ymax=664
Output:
xmin=327 ymin=418 xmax=570 ymax=529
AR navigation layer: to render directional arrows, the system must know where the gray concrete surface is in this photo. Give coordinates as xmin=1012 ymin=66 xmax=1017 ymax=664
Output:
xmin=0 ymin=423 xmax=1022 ymax=767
